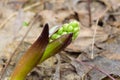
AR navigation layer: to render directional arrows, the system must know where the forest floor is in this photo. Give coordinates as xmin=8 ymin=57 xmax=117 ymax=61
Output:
xmin=0 ymin=0 xmax=120 ymax=80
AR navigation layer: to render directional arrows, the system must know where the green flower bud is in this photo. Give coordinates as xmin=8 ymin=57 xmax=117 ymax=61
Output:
xmin=63 ymin=23 xmax=69 ymax=31
xmin=50 ymin=20 xmax=80 ymax=41
xmin=51 ymin=34 xmax=60 ymax=40
xmin=69 ymin=20 xmax=79 ymax=28
xmin=73 ymin=27 xmax=79 ymax=33
xmin=73 ymin=31 xmax=79 ymax=40
xmin=67 ymin=25 xmax=73 ymax=32
xmin=61 ymin=32 xmax=67 ymax=35
xmin=58 ymin=27 xmax=63 ymax=35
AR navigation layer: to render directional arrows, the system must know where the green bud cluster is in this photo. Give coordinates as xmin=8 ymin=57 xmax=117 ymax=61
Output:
xmin=50 ymin=21 xmax=80 ymax=41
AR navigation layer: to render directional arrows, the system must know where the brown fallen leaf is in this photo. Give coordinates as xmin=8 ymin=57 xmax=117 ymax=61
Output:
xmin=100 ymin=51 xmax=120 ymax=60
xmin=66 ymin=25 xmax=108 ymax=54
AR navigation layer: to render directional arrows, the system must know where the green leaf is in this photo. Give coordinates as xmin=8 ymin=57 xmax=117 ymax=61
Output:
xmin=39 ymin=33 xmax=73 ymax=63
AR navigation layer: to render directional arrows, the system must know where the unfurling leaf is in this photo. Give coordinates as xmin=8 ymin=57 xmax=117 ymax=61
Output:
xmin=10 ymin=24 xmax=49 ymax=80
xmin=39 ymin=33 xmax=73 ymax=63
xmin=39 ymin=20 xmax=80 ymax=63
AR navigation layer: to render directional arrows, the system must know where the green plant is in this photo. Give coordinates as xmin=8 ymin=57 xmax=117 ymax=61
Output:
xmin=23 ymin=21 xmax=29 ymax=27
xmin=40 ymin=21 xmax=80 ymax=63
xmin=10 ymin=21 xmax=80 ymax=80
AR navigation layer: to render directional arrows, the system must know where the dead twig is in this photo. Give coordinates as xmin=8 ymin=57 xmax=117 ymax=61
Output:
xmin=91 ymin=8 xmax=109 ymax=59
xmin=75 ymin=59 xmax=116 ymax=80
xmin=53 ymin=54 xmax=61 ymax=80
xmin=87 ymin=0 xmax=92 ymax=27
xmin=63 ymin=52 xmax=115 ymax=80
xmin=90 ymin=0 xmax=112 ymax=59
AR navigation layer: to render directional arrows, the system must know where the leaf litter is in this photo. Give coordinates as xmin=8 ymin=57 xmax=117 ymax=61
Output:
xmin=0 ymin=0 xmax=120 ymax=80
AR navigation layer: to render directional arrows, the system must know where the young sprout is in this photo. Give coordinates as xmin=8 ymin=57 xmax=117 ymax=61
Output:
xmin=10 ymin=21 xmax=80 ymax=80
xmin=23 ymin=21 xmax=29 ymax=27
xmin=39 ymin=20 xmax=80 ymax=63
xmin=10 ymin=24 xmax=49 ymax=80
